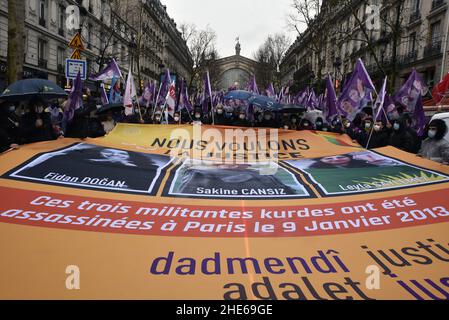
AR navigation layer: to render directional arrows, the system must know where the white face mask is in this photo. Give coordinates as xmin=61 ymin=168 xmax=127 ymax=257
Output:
xmin=174 ymin=117 xmax=180 ymax=122
xmin=217 ymin=110 xmax=223 ymax=115
xmin=195 ymin=114 xmax=201 ymax=119
xmin=284 ymin=125 xmax=289 ymax=130
xmin=239 ymin=114 xmax=245 ymax=120
xmin=428 ymin=130 xmax=437 ymax=139
xmin=374 ymin=125 xmax=381 ymax=132
xmin=393 ymin=123 xmax=400 ymax=131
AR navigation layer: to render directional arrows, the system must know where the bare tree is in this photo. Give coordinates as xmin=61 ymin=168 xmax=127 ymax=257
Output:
xmin=6 ymin=0 xmax=25 ymax=85
xmin=334 ymin=0 xmax=413 ymax=90
xmin=179 ymin=23 xmax=197 ymax=43
xmin=254 ymin=33 xmax=291 ymax=89
xmin=183 ymin=25 xmax=218 ymax=91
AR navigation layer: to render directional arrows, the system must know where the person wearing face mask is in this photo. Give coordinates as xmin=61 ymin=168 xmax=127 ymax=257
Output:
xmin=314 ymin=117 xmax=324 ymax=131
xmin=214 ymin=105 xmax=228 ymax=125
xmin=289 ymin=115 xmax=300 ymax=130
xmin=19 ymin=100 xmax=56 ymax=144
xmin=258 ymin=111 xmax=277 ymax=128
xmin=153 ymin=110 xmax=163 ymax=124
xmin=342 ymin=119 xmax=357 ymax=140
xmin=331 ymin=119 xmax=344 ymax=134
xmin=168 ymin=112 xmax=182 ymax=125
xmin=388 ymin=118 xmax=415 ymax=153
xmin=191 ymin=107 xmax=206 ymax=125
xmin=321 ymin=124 xmax=330 ymax=132
xmin=357 ymin=119 xmax=388 ymax=149
xmin=418 ymin=119 xmax=449 ymax=164
xmin=299 ymin=118 xmax=314 ymax=131
xmin=233 ymin=110 xmax=251 ymax=127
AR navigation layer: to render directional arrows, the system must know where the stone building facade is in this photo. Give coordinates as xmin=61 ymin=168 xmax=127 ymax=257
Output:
xmin=0 ymin=0 xmax=192 ymax=92
xmin=280 ymin=0 xmax=449 ymax=93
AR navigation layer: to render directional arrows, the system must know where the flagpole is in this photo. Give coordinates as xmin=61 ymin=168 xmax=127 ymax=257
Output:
xmin=153 ymin=81 xmax=163 ymax=120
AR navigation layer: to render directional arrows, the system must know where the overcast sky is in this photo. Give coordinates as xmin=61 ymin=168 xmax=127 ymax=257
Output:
xmin=161 ymin=0 xmax=299 ymax=59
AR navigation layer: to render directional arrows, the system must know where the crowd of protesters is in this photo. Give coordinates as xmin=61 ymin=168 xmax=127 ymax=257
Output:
xmin=1 ymin=92 xmax=448 ymax=164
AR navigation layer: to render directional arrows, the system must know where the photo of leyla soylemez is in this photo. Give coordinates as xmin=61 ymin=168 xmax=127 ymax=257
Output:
xmin=6 ymin=143 xmax=173 ymax=194
xmin=286 ymin=151 xmax=449 ymax=196
xmin=168 ymin=159 xmax=310 ymax=199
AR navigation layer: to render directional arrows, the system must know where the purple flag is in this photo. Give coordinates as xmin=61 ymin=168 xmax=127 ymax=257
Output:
xmin=109 ymin=76 xmax=122 ymax=104
xmin=324 ymin=74 xmax=338 ymax=123
xmin=178 ymin=80 xmax=193 ymax=113
xmin=64 ymin=71 xmax=83 ymax=123
xmin=158 ymin=69 xmax=172 ymax=107
xmin=89 ymin=58 xmax=122 ymax=81
xmin=337 ymin=58 xmax=376 ymax=121
xmin=266 ymin=83 xmax=275 ymax=98
xmin=247 ymin=75 xmax=259 ymax=95
xmin=142 ymin=82 xmax=155 ymax=108
xmin=307 ymin=89 xmax=319 ymax=110
xmin=295 ymin=87 xmax=309 ymax=105
xmin=317 ymin=94 xmax=325 ymax=110
xmin=394 ymin=69 xmax=428 ymax=136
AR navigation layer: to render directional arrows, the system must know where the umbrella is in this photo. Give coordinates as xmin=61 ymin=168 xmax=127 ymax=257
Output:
xmin=281 ymin=104 xmax=307 ymax=114
xmin=0 ymin=78 xmax=68 ymax=101
xmin=248 ymin=94 xmax=283 ymax=110
xmin=224 ymin=90 xmax=254 ymax=101
xmin=96 ymin=103 xmax=124 ymax=115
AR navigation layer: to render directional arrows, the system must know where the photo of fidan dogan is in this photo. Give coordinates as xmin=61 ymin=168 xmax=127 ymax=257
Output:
xmin=6 ymin=143 xmax=173 ymax=195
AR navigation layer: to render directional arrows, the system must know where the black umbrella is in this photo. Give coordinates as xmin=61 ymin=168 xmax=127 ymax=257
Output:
xmin=96 ymin=103 xmax=124 ymax=115
xmin=281 ymin=104 xmax=307 ymax=114
xmin=0 ymin=78 xmax=68 ymax=101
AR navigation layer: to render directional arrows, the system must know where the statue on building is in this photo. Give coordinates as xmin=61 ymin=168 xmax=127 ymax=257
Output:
xmin=235 ymin=37 xmax=241 ymax=56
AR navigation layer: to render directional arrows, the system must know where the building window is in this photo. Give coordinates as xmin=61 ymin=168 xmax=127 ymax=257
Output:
xmin=409 ymin=33 xmax=417 ymax=53
xmin=87 ymin=24 xmax=92 ymax=49
xmin=411 ymin=0 xmax=420 ymax=13
xmin=57 ymin=47 xmax=65 ymax=72
xmin=58 ymin=5 xmax=65 ymax=36
xmin=39 ymin=0 xmax=47 ymax=27
xmin=38 ymin=39 xmax=47 ymax=69
xmin=430 ymin=21 xmax=441 ymax=45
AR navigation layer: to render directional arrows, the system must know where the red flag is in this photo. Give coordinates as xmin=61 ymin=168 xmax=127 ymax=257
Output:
xmin=166 ymin=81 xmax=176 ymax=117
xmin=433 ymin=73 xmax=449 ymax=104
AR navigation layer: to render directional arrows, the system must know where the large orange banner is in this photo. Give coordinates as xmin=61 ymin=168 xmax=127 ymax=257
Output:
xmin=0 ymin=125 xmax=448 ymax=300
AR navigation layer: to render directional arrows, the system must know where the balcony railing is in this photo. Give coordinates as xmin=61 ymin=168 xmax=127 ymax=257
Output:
xmin=409 ymin=11 xmax=421 ymax=24
xmin=399 ymin=51 xmax=418 ymax=65
xmin=431 ymin=0 xmax=446 ymax=11
xmin=38 ymin=58 xmax=48 ymax=69
xmin=424 ymin=41 xmax=442 ymax=56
